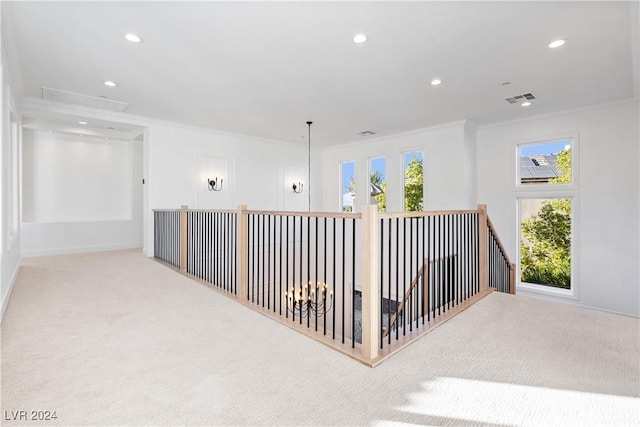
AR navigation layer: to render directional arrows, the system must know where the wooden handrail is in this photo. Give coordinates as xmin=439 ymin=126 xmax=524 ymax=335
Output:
xmin=486 ymin=216 xmax=512 ymax=266
xmin=156 ymin=207 xmax=482 ymax=219
xmin=379 ymin=209 xmax=479 ymax=219
xmin=383 ymin=259 xmax=427 ymax=338
xmin=486 ymin=214 xmax=516 ymax=295
xmin=244 ymin=209 xmax=361 ymax=219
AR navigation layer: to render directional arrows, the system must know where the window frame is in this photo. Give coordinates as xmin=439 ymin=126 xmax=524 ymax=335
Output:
xmin=515 ymin=134 xmax=579 ymax=300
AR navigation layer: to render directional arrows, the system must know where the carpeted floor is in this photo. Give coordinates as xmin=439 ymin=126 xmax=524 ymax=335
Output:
xmin=1 ymin=249 xmax=638 ymax=426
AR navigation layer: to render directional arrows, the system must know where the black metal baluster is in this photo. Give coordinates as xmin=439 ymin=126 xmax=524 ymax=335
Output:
xmin=428 ymin=215 xmax=433 ymax=320
xmin=474 ymin=213 xmax=478 ymax=294
xmin=465 ymin=213 xmax=470 ymax=300
xmin=422 ymin=215 xmax=426 ymax=324
xmin=351 ymin=218 xmax=355 ymax=349
xmin=323 ymin=217 xmax=327 ymax=335
xmin=438 ymin=215 xmax=442 ymax=316
xmin=267 ymin=215 xmax=271 ymax=310
xmin=279 ymin=215 xmax=283 ymax=315
xmin=300 ymin=216 xmax=304 ymax=325
xmin=292 ymin=215 xmax=296 ymax=322
xmin=415 ymin=217 xmax=420 ymax=330
xmin=405 ymin=217 xmax=415 ymax=331
xmin=388 ymin=218 xmax=392 ymax=344
xmin=402 ymin=217 xmax=406 ymax=336
xmin=395 ymin=217 xmax=399 ymax=341
xmin=380 ymin=217 xmax=384 ymax=349
xmin=225 ymin=212 xmax=229 ymax=290
xmin=287 ymin=215 xmax=291 ymax=320
xmin=341 ymin=217 xmax=345 ymax=344
xmin=307 ymin=216 xmax=311 ymax=329
xmin=447 ymin=215 xmax=451 ymax=307
xmin=332 ymin=217 xmax=336 ymax=340
xmin=315 ymin=216 xmax=318 ymax=331
xmin=214 ymin=213 xmax=219 ymax=283
xmin=251 ymin=214 xmax=256 ymax=303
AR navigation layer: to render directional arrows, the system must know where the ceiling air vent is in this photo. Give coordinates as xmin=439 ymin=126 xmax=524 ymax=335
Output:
xmin=358 ymin=130 xmax=376 ymax=136
xmin=505 ymin=93 xmax=536 ymax=104
xmin=42 ymin=87 xmax=130 ymax=112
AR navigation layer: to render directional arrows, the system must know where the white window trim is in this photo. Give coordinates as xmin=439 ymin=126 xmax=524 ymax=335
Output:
xmin=515 ymin=135 xmax=579 ymax=301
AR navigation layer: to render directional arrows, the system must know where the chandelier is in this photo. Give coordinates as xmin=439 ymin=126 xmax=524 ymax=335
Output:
xmin=285 ymin=281 xmax=333 ymax=318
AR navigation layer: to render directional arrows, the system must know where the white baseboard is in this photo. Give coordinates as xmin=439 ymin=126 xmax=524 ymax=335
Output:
xmin=21 ymin=242 xmax=142 ymax=258
xmin=1 ymin=264 xmax=21 ymax=324
xmin=516 ymin=290 xmax=639 ymax=318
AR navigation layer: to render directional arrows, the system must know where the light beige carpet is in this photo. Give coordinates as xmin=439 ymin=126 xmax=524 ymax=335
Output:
xmin=1 ymin=249 xmax=638 ymax=426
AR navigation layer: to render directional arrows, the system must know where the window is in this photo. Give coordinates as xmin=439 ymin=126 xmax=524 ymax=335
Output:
xmin=519 ymin=197 xmax=572 ymax=289
xmin=519 ymin=140 xmax=572 ymax=186
xmin=369 ymin=157 xmax=386 ymax=212
xmin=340 ymin=160 xmax=355 ymax=212
xmin=516 ymin=138 xmax=577 ymax=297
xmin=403 ymin=151 xmax=423 ymax=211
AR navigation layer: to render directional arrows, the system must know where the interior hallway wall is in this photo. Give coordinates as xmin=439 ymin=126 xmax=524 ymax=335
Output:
xmin=145 ymin=122 xmax=310 ymax=256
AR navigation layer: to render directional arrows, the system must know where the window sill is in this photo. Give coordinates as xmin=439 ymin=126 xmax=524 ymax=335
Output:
xmin=517 ymin=282 xmax=578 ymax=301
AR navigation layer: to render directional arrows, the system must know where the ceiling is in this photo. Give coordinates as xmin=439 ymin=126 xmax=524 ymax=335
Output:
xmin=4 ymin=1 xmax=638 ymax=146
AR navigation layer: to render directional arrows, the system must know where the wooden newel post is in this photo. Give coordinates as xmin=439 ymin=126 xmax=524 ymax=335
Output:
xmin=361 ymin=204 xmax=380 ymax=363
xmin=477 ymin=204 xmax=488 ymax=292
xmin=180 ymin=205 xmax=188 ymax=272
xmin=509 ymin=262 xmax=516 ymax=294
xmin=237 ymin=205 xmax=248 ymax=301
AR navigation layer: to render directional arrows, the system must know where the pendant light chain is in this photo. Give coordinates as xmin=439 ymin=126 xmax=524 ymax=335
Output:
xmin=307 ymin=121 xmax=312 ymax=212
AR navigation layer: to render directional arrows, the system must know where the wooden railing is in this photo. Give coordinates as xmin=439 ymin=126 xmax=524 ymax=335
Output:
xmin=186 ymin=209 xmax=238 ymax=294
xmin=153 ymin=209 xmax=181 ymax=269
xmin=486 ymin=215 xmax=515 ymax=294
xmin=383 ymin=261 xmax=427 ymax=338
xmin=152 ymin=204 xmax=514 ymax=366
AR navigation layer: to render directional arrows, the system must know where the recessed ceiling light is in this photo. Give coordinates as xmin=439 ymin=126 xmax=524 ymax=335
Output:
xmin=353 ymin=34 xmax=367 ymax=44
xmin=521 ymin=102 xmax=532 ymax=107
xmin=124 ymin=33 xmax=143 ymax=43
xmin=548 ymin=39 xmax=566 ymax=49
xmin=430 ymin=79 xmax=442 ymax=86
xmin=104 ymin=80 xmax=116 ymax=87
xmin=501 ymin=81 xmax=511 ymax=86
xmin=78 ymin=121 xmax=88 ymax=125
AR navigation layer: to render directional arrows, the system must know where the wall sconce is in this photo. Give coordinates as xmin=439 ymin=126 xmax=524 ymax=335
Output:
xmin=292 ymin=182 xmax=303 ymax=194
xmin=208 ymin=177 xmax=223 ymax=192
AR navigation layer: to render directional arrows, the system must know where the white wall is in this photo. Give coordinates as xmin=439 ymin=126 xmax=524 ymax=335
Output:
xmin=477 ymin=100 xmax=640 ymax=317
xmin=1 ymin=5 xmax=24 ymax=320
xmin=320 ymin=120 xmax=478 ymax=212
xmin=145 ymin=122 xmax=309 ymax=255
xmin=22 ymin=130 xmax=133 ymax=222
xmin=20 ymin=130 xmax=143 ymax=256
